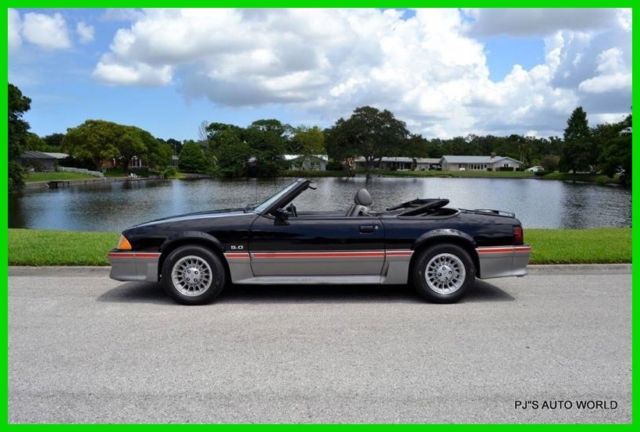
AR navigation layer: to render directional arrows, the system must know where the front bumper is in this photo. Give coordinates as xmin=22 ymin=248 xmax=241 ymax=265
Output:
xmin=476 ymin=245 xmax=531 ymax=279
xmin=108 ymin=251 xmax=161 ymax=282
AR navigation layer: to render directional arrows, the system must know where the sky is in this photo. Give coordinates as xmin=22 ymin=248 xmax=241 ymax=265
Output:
xmin=8 ymin=8 xmax=632 ymax=141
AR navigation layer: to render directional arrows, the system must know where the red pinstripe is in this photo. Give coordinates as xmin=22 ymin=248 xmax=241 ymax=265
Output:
xmin=108 ymin=252 xmax=161 ymax=259
xmin=252 ymin=251 xmax=386 ymax=259
xmin=476 ymin=246 xmax=531 ymax=255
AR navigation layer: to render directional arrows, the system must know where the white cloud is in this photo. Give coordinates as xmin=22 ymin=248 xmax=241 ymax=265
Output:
xmin=8 ymin=9 xmax=22 ymax=50
xmin=467 ymin=8 xmax=625 ymax=36
xmin=93 ymin=58 xmax=172 ymax=86
xmin=22 ymin=12 xmax=71 ymax=49
xmin=93 ymin=8 xmax=631 ymax=137
xmin=579 ymin=48 xmax=631 ymax=94
xmin=76 ymin=21 xmax=94 ymax=43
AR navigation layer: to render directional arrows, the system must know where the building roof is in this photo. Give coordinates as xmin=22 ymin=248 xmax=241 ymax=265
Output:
xmin=21 ymin=151 xmax=69 ymax=160
xmin=354 ymin=156 xmax=416 ymax=163
xmin=42 ymin=152 xmax=69 ymax=160
xmin=21 ymin=151 xmax=56 ymax=160
xmin=441 ymin=155 xmax=522 ymax=164
xmin=283 ymin=154 xmax=328 ymax=162
xmin=353 ymin=156 xmax=442 ymax=164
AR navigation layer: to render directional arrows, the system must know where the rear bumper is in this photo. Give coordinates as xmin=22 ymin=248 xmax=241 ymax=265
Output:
xmin=476 ymin=245 xmax=531 ymax=279
xmin=108 ymin=251 xmax=161 ymax=282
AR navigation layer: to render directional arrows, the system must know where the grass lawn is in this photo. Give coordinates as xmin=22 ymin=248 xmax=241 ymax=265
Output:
xmin=8 ymin=227 xmax=630 ymax=266
xmin=24 ymin=171 xmax=97 ymax=183
xmin=9 ymin=229 xmax=119 ymax=266
xmin=526 ymin=228 xmax=630 ymax=264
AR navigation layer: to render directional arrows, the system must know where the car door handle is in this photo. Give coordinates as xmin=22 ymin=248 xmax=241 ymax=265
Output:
xmin=359 ymin=225 xmax=377 ymax=233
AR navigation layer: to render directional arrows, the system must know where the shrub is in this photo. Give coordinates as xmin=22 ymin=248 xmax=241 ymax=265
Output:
xmin=162 ymin=167 xmax=178 ymax=179
xmin=326 ymin=160 xmax=343 ymax=171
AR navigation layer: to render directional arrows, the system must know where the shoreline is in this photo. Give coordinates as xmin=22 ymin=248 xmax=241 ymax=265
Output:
xmin=20 ymin=171 xmax=624 ymax=191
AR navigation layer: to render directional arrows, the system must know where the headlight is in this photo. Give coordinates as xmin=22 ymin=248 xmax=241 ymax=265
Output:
xmin=116 ymin=235 xmax=132 ymax=250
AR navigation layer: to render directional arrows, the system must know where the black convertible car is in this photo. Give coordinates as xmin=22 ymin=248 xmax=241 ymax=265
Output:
xmin=109 ymin=178 xmax=530 ymax=304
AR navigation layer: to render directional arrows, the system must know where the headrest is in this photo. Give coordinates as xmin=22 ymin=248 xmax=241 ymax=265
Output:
xmin=354 ymin=188 xmax=372 ymax=206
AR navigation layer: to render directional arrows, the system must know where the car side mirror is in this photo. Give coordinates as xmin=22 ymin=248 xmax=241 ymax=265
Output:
xmin=272 ymin=207 xmax=289 ymax=224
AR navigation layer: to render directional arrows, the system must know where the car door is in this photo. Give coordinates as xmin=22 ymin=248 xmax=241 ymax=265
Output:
xmin=248 ymin=213 xmax=385 ymax=277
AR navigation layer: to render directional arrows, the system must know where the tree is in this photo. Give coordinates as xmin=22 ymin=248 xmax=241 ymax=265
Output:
xmin=561 ymin=107 xmax=592 ymax=173
xmin=405 ymin=134 xmax=431 ymax=158
xmin=43 ymin=133 xmax=65 ymax=148
xmin=63 ymin=120 xmax=166 ymax=172
xmin=25 ymin=132 xmax=45 ymax=151
xmin=63 ymin=120 xmax=121 ymax=169
xmin=178 ymin=142 xmax=209 ymax=173
xmin=540 ymin=155 xmax=560 ymax=172
xmin=595 ymin=114 xmax=631 ymax=186
xmin=289 ymin=126 xmax=325 ymax=155
xmin=215 ymin=130 xmax=252 ymax=178
xmin=115 ymin=126 xmax=149 ymax=172
xmin=146 ymin=138 xmax=173 ymax=170
xmin=245 ymin=119 xmax=289 ymax=177
xmin=9 ymin=83 xmax=31 ymax=191
xmin=169 ymin=139 xmax=182 ymax=155
xmin=325 ymin=106 xmax=409 ymax=173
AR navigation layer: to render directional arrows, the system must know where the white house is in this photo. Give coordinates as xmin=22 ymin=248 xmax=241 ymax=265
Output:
xmin=440 ymin=155 xmax=522 ymax=171
xmin=284 ymin=154 xmax=328 ymax=171
xmin=415 ymin=158 xmax=442 ymax=170
xmin=353 ymin=156 xmax=441 ymax=171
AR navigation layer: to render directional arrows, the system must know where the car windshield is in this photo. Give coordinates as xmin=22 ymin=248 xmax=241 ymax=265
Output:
xmin=251 ymin=180 xmax=303 ymax=214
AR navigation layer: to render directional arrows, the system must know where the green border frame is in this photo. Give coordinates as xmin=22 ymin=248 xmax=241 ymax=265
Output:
xmin=2 ymin=3 xmax=636 ymax=428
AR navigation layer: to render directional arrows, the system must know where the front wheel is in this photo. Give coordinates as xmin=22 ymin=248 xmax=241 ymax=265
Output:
xmin=412 ymin=244 xmax=475 ymax=303
xmin=161 ymin=245 xmax=226 ymax=305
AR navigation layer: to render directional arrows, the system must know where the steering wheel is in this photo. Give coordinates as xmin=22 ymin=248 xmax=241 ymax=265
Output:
xmin=286 ymin=203 xmax=298 ymax=217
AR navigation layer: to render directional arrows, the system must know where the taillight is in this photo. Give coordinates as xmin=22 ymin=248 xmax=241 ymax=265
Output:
xmin=513 ymin=226 xmax=524 ymax=245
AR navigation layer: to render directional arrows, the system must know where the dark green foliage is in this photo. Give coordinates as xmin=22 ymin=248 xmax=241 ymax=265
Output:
xmin=325 ymin=106 xmax=410 ymax=172
xmin=178 ymin=142 xmax=209 ymax=173
xmin=326 ymin=160 xmax=343 ymax=171
xmin=62 ymin=120 xmax=170 ymax=172
xmin=9 ymin=83 xmax=31 ymax=191
xmin=206 ymin=119 xmax=290 ymax=178
xmin=289 ymin=126 xmax=325 ymax=155
xmin=561 ymin=107 xmax=592 ymax=173
xmin=540 ymin=155 xmax=560 ymax=173
xmin=43 ymin=133 xmax=65 ymax=148
xmin=213 ymin=131 xmax=252 ymax=178
xmin=594 ymin=115 xmax=631 ymax=186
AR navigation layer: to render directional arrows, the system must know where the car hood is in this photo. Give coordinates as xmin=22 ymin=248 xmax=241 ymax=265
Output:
xmin=131 ymin=207 xmax=248 ymax=228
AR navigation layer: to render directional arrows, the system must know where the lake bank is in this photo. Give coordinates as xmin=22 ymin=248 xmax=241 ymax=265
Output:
xmin=281 ymin=169 xmax=623 ymax=186
xmin=8 ymin=228 xmax=631 ymax=266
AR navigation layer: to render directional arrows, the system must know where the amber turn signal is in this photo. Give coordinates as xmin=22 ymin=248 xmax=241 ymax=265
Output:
xmin=117 ymin=235 xmax=132 ymax=250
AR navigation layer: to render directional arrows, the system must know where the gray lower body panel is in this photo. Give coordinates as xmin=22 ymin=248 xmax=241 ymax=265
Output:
xmin=225 ymin=250 xmax=413 ymax=285
xmin=476 ymin=245 xmax=531 ymax=279
xmin=109 ymin=252 xmax=160 ymax=282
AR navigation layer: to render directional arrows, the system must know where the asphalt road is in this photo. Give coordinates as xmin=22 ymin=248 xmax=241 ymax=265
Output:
xmin=9 ymin=265 xmax=631 ymax=424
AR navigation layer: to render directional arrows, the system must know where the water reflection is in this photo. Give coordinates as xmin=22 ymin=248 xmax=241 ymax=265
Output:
xmin=8 ymin=177 xmax=631 ymax=231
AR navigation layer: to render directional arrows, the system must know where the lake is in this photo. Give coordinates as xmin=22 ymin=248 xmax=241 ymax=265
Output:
xmin=9 ymin=177 xmax=631 ymax=231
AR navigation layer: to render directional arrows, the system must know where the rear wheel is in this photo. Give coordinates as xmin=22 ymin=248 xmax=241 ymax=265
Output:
xmin=161 ymin=245 xmax=226 ymax=305
xmin=412 ymin=243 xmax=475 ymax=303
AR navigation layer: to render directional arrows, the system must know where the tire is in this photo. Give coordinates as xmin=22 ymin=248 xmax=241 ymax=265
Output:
xmin=412 ymin=243 xmax=475 ymax=303
xmin=161 ymin=245 xmax=226 ymax=305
